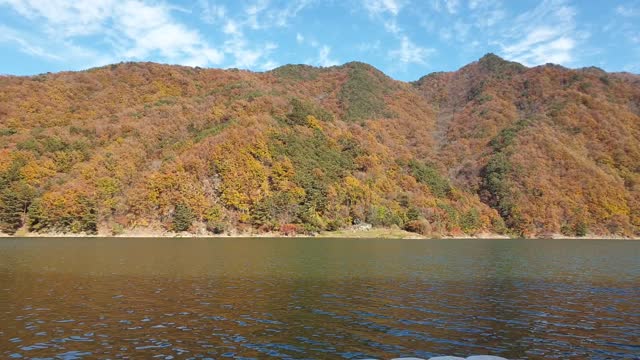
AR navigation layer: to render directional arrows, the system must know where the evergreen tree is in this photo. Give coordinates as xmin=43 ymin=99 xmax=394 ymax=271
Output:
xmin=82 ymin=207 xmax=98 ymax=235
xmin=0 ymin=182 xmax=35 ymax=234
xmin=575 ymin=221 xmax=588 ymax=237
xmin=173 ymin=203 xmax=194 ymax=232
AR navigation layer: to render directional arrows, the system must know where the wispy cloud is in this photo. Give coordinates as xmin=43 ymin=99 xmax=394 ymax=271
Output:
xmin=421 ymin=0 xmax=583 ymax=66
xmin=259 ymin=59 xmax=279 ymax=71
xmin=389 ymin=35 xmax=433 ymax=65
xmin=362 ymin=0 xmax=404 ymax=16
xmin=198 ymin=0 xmax=227 ymax=24
xmin=499 ymin=0 xmax=583 ymax=66
xmin=438 ymin=20 xmax=471 ymax=42
xmin=384 ymin=19 xmax=402 ymax=35
xmin=305 ymin=44 xmax=338 ymax=67
xmin=431 ymin=0 xmax=460 ymax=14
xmin=240 ymin=0 xmax=312 ymax=29
xmin=603 ymin=1 xmax=640 ymax=72
xmin=615 ymin=4 xmax=640 ymax=17
xmin=418 ymin=0 xmax=504 ymax=43
xmin=215 ymin=0 xmax=313 ymax=69
xmin=0 ymin=0 xmax=314 ymax=70
xmin=116 ymin=1 xmax=223 ymax=65
xmin=222 ymin=24 xmax=277 ymax=68
xmin=0 ymin=0 xmax=630 ymax=79
xmin=317 ymin=45 xmax=338 ymax=67
xmin=0 ymin=25 xmax=63 ymax=61
xmin=357 ymin=40 xmax=381 ymax=52
xmin=0 ymin=0 xmax=224 ymax=67
xmin=268 ymin=0 xmax=312 ymax=27
xmin=467 ymin=0 xmax=505 ymax=30
xmin=361 ymin=0 xmax=434 ymax=67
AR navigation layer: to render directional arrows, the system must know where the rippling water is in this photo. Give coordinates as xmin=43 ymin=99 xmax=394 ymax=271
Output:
xmin=0 ymin=238 xmax=638 ymax=359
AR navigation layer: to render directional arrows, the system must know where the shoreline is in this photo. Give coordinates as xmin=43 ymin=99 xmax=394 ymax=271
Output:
xmin=1 ymin=227 xmax=638 ymax=240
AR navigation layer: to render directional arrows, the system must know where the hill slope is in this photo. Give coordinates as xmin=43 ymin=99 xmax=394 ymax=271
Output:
xmin=1 ymin=55 xmax=639 ymax=237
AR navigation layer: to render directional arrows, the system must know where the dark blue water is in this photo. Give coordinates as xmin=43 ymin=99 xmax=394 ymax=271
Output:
xmin=0 ymin=238 xmax=638 ymax=359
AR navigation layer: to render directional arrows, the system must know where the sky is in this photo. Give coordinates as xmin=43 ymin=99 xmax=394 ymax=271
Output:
xmin=0 ymin=0 xmax=639 ymax=81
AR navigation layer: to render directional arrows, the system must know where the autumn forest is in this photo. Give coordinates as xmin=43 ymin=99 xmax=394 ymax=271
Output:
xmin=1 ymin=54 xmax=639 ymax=238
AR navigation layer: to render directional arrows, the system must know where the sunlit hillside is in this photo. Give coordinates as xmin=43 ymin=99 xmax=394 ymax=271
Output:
xmin=1 ymin=54 xmax=639 ymax=237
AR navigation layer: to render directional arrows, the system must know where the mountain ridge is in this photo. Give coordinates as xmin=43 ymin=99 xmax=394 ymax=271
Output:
xmin=5 ymin=53 xmax=639 ymax=83
xmin=1 ymin=54 xmax=639 ymax=237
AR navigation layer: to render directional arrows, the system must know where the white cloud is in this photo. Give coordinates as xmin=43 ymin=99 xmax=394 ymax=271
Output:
xmin=260 ymin=59 xmax=279 ymax=71
xmin=223 ymin=20 xmax=242 ymax=36
xmin=317 ymin=45 xmax=339 ymax=67
xmin=0 ymin=24 xmax=63 ymax=61
xmin=0 ymin=24 xmax=116 ymax=69
xmin=245 ymin=0 xmax=270 ymax=29
xmin=468 ymin=0 xmax=480 ymax=10
xmin=305 ymin=45 xmax=339 ymax=67
xmin=361 ymin=0 xmax=405 ymax=35
xmin=362 ymin=0 xmax=432 ymax=70
xmin=389 ymin=35 xmax=434 ymax=65
xmin=222 ymin=31 xmax=275 ymax=68
xmin=115 ymin=1 xmax=224 ymax=66
xmin=211 ymin=0 xmax=312 ymax=69
xmin=499 ymin=0 xmax=582 ymax=66
xmin=198 ymin=0 xmax=226 ymax=24
xmin=384 ymin=19 xmax=402 ymax=34
xmin=1 ymin=0 xmax=603 ymax=77
xmin=502 ymin=27 xmax=558 ymax=56
xmin=603 ymin=3 xmax=640 ymax=52
xmin=467 ymin=0 xmax=505 ymax=29
xmin=357 ymin=40 xmax=381 ymax=52
xmin=439 ymin=20 xmax=471 ymax=41
xmin=418 ymin=0 xmax=584 ymax=66
xmin=0 ymin=0 xmax=224 ymax=67
xmin=362 ymin=0 xmax=404 ymax=16
xmin=520 ymin=36 xmax=575 ymax=64
xmin=265 ymin=42 xmax=278 ymax=51
xmin=445 ymin=0 xmax=460 ymax=13
xmin=431 ymin=0 xmax=460 ymax=14
xmin=220 ymin=18 xmax=278 ymax=69
xmin=615 ymin=4 xmax=640 ymax=17
xmin=239 ymin=0 xmax=312 ymax=29
xmin=269 ymin=0 xmax=311 ymax=27
xmin=0 ymin=0 xmax=115 ymax=37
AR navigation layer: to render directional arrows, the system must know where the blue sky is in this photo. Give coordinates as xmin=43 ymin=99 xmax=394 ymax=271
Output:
xmin=1 ymin=0 xmax=639 ymax=81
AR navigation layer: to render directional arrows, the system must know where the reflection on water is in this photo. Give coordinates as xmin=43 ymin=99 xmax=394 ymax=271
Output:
xmin=0 ymin=238 xmax=638 ymax=359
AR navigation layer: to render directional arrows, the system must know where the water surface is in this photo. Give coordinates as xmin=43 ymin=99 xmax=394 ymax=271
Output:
xmin=0 ymin=238 xmax=638 ymax=359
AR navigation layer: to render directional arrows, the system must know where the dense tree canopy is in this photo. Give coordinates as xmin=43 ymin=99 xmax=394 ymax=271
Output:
xmin=1 ymin=54 xmax=639 ymax=237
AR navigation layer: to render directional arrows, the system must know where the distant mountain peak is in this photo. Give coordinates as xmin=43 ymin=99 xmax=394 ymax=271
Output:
xmin=479 ymin=52 xmax=506 ymax=62
xmin=476 ymin=53 xmax=527 ymax=74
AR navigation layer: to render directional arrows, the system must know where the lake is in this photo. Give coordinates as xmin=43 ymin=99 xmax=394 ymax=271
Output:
xmin=0 ymin=238 xmax=638 ymax=359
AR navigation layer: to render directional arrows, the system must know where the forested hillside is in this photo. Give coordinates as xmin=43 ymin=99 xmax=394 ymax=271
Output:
xmin=1 ymin=54 xmax=639 ymax=237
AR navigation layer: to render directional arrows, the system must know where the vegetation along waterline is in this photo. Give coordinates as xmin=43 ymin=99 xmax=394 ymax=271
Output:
xmin=1 ymin=54 xmax=640 ymax=239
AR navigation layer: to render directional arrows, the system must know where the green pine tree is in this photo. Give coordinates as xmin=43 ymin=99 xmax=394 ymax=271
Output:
xmin=0 ymin=182 xmax=35 ymax=235
xmin=173 ymin=203 xmax=194 ymax=232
